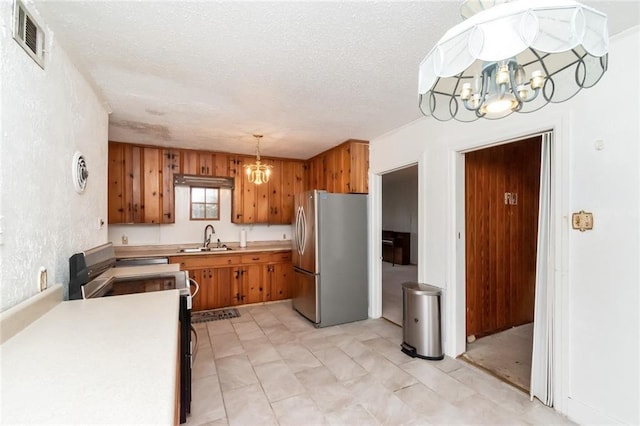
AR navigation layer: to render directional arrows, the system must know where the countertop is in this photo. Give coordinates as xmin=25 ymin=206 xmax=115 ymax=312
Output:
xmin=115 ymin=240 xmax=293 ymax=259
xmin=1 ymin=290 xmax=180 ymax=424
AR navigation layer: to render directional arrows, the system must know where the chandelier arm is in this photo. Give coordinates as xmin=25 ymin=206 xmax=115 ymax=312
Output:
xmin=509 ymin=65 xmax=527 ymax=105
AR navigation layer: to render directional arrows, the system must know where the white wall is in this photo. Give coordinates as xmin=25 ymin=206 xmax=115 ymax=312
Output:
xmin=0 ymin=2 xmax=109 ymax=310
xmin=108 ymin=186 xmax=292 ymax=246
xmin=370 ymin=28 xmax=639 ymax=425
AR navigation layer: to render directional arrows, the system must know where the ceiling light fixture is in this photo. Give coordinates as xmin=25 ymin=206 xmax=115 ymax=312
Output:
xmin=418 ymin=0 xmax=609 ymax=122
xmin=244 ymin=134 xmax=272 ymax=185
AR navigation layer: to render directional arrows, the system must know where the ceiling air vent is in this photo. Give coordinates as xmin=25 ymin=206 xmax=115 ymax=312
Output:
xmin=13 ymin=0 xmax=45 ymax=69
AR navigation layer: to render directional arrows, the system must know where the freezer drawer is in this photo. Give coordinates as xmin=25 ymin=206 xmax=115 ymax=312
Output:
xmin=292 ymin=268 xmax=319 ymax=324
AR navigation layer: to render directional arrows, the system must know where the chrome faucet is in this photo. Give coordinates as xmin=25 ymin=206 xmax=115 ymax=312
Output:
xmin=203 ymin=225 xmax=215 ymax=248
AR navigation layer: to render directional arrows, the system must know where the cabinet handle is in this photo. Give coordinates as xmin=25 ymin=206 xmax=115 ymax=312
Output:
xmin=252 ymin=257 xmax=259 ymax=261
xmin=164 ymin=212 xmax=172 ymax=219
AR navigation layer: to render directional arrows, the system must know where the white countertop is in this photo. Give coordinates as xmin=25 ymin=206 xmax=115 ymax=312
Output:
xmin=1 ymin=290 xmax=180 ymax=424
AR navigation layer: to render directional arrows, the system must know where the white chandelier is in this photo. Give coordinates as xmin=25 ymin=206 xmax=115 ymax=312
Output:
xmin=418 ymin=0 xmax=609 ymax=122
xmin=244 ymin=134 xmax=272 ymax=185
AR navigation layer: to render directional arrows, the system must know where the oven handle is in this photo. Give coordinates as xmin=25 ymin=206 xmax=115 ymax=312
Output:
xmin=190 ymin=325 xmax=198 ymax=365
xmin=189 ymin=278 xmax=200 ymax=299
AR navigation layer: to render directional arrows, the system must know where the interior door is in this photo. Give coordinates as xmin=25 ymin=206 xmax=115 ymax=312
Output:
xmin=465 ymin=136 xmax=541 ymax=337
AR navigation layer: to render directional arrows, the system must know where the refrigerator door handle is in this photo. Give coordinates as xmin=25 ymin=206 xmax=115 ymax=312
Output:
xmin=295 ymin=205 xmax=306 ymax=257
xmin=299 ymin=206 xmax=307 ymax=256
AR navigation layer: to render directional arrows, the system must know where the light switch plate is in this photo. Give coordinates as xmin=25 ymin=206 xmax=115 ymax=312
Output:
xmin=572 ymin=210 xmax=593 ymax=232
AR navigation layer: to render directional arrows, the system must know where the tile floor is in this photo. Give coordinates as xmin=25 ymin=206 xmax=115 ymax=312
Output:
xmin=188 ymin=301 xmax=571 ymax=425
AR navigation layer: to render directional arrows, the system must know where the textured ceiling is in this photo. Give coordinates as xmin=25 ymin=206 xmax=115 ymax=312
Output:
xmin=31 ymin=1 xmax=639 ymax=159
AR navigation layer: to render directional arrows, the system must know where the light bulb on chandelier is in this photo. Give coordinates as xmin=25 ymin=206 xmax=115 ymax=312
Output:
xmin=244 ymin=134 xmax=273 ymax=185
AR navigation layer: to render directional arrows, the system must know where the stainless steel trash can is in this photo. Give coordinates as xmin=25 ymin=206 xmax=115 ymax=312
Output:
xmin=401 ymin=282 xmax=444 ymax=360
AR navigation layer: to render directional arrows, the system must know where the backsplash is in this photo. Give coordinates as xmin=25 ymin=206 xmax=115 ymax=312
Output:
xmin=108 ymin=187 xmax=292 ymax=246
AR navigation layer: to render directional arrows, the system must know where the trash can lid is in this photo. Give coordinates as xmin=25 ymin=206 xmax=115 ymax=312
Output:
xmin=401 ymin=282 xmax=441 ymax=296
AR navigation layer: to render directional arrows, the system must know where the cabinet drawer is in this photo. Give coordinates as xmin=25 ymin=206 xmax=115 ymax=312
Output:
xmin=170 ymin=255 xmax=240 ymax=269
xmin=269 ymin=251 xmax=292 ymax=262
xmin=241 ymin=254 xmax=267 ymax=264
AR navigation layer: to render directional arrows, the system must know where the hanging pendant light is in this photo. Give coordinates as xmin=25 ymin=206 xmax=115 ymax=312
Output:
xmin=418 ymin=0 xmax=609 ymax=122
xmin=244 ymin=134 xmax=273 ymax=185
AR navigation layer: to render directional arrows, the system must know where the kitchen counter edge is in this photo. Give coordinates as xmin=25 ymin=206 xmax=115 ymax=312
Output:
xmin=115 ymin=240 xmax=293 ymax=259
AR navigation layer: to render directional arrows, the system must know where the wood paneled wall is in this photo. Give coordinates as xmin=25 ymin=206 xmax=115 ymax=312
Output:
xmin=465 ymin=136 xmax=542 ymax=337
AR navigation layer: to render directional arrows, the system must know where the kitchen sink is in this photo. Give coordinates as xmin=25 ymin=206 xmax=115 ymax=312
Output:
xmin=178 ymin=246 xmax=232 ymax=253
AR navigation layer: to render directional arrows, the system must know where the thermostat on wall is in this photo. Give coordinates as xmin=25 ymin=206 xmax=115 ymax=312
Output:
xmin=72 ymin=152 xmax=89 ymax=193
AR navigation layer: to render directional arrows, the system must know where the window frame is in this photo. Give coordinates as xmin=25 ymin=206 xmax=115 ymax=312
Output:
xmin=189 ymin=186 xmax=220 ymax=221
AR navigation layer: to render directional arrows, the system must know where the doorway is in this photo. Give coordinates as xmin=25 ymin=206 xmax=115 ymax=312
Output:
xmin=462 ymin=136 xmax=542 ymax=391
xmin=381 ymin=165 xmax=418 ymax=325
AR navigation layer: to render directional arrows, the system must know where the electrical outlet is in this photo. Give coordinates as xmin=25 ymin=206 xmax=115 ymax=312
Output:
xmin=283 ymin=233 xmax=287 ymax=240
xmin=97 ymin=217 xmax=105 ymax=229
xmin=122 ymin=234 xmax=128 ymax=244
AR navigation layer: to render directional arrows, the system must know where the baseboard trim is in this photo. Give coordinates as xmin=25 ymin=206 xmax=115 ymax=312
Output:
xmin=567 ymin=396 xmax=626 ymax=425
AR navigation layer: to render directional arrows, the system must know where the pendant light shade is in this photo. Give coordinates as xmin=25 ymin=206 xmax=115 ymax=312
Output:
xmin=418 ymin=0 xmax=609 ymax=122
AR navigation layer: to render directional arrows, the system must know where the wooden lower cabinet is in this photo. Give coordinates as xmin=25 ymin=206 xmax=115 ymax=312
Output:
xmin=267 ymin=261 xmax=292 ymax=300
xmin=190 ymin=267 xmax=234 ymax=311
xmin=171 ymin=251 xmax=292 ymax=311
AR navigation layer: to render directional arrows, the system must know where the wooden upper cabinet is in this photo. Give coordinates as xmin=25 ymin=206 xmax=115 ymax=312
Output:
xmin=181 ymin=150 xmax=230 ymax=177
xmin=108 ymin=142 xmax=127 ymax=224
xmin=306 ymin=139 xmax=369 ymax=194
xmin=108 ymin=142 xmax=177 ymax=224
xmin=108 ymin=142 xmax=143 ymax=224
xmin=282 ymin=160 xmax=305 ymax=224
xmin=346 ymin=141 xmax=369 ymax=194
xmin=229 ymin=156 xmax=247 ymax=224
xmin=161 ymin=149 xmax=180 ymax=223
xmin=307 ymin=155 xmax=325 ymax=191
xmin=181 ymin=150 xmax=199 ymax=175
xmin=233 ymin=157 xmax=306 ymax=225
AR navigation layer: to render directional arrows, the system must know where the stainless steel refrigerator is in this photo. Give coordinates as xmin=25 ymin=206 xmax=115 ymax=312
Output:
xmin=292 ymin=190 xmax=368 ymax=327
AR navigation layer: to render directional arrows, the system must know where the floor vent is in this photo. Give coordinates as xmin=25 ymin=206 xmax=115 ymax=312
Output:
xmin=13 ymin=0 xmax=45 ymax=69
xmin=192 ymin=308 xmax=241 ymax=323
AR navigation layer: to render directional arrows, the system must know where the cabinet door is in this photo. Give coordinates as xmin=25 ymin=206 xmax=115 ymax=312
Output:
xmin=268 ymin=261 xmax=293 ymax=301
xmin=198 ymin=152 xmax=214 ymax=176
xmin=161 ymin=149 xmax=180 ymax=224
xmin=281 ymin=161 xmax=305 ymax=224
xmin=213 ymin=153 xmax=229 ymax=177
xmin=211 ymin=267 xmax=234 ymax=309
xmin=125 ymin=145 xmax=143 ymax=223
xmin=229 ymin=156 xmax=242 ymax=223
xmin=241 ymin=156 xmax=257 ymax=223
xmin=307 ymin=155 xmax=323 ymax=191
xmin=267 ymin=159 xmax=283 ymax=224
xmin=349 ymin=142 xmax=369 ymax=193
xmin=230 ymin=156 xmax=249 ymax=224
xmin=108 ymin=142 xmax=127 ymax=224
xmin=191 ymin=267 xmax=235 ymax=311
xmin=142 ymin=147 xmax=163 ymax=223
xmin=187 ymin=269 xmax=204 ymax=311
xmin=336 ymin=145 xmax=351 ymax=193
xmin=255 ymin=159 xmax=272 ymax=223
xmin=243 ymin=264 xmax=264 ymax=304
xmin=181 ymin=150 xmax=199 ymax=175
